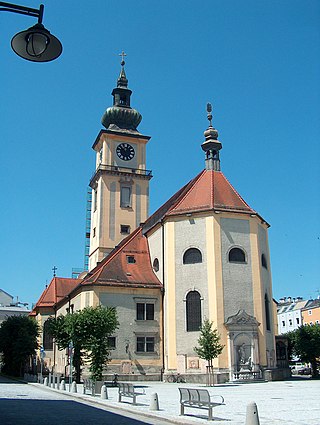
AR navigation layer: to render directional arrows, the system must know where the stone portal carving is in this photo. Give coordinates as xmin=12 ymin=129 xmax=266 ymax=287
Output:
xmin=225 ymin=310 xmax=261 ymax=380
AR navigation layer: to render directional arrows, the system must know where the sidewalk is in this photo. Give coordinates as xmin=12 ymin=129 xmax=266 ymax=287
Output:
xmin=33 ymin=377 xmax=320 ymax=424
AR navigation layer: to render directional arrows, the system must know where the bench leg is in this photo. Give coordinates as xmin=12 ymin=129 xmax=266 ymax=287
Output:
xmin=118 ymin=394 xmax=121 ymax=402
xmin=180 ymin=404 xmax=185 ymax=416
xmin=133 ymin=395 xmax=136 ymax=405
xmin=208 ymin=406 xmax=213 ymax=421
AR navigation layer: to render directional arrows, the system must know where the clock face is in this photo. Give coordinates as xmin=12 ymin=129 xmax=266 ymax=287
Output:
xmin=116 ymin=143 xmax=135 ymax=161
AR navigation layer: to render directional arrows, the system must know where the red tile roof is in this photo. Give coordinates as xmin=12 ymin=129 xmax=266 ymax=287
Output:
xmin=143 ymin=169 xmax=266 ymax=233
xmin=81 ymin=227 xmax=162 ymax=288
xmin=30 ymin=277 xmax=81 ymax=313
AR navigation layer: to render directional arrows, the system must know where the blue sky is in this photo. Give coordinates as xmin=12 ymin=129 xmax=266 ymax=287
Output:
xmin=0 ymin=0 xmax=319 ymax=307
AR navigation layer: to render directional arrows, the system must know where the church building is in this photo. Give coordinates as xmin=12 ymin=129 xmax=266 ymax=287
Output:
xmin=31 ymin=59 xmax=281 ymax=382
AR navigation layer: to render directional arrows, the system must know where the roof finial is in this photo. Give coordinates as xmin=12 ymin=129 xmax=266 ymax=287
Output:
xmin=117 ymin=51 xmax=128 ymax=88
xmin=52 ymin=265 xmax=57 ymax=277
xmin=207 ymin=103 xmax=213 ymax=127
xmin=201 ymin=101 xmax=222 ymax=171
xmin=119 ymin=50 xmax=127 ymax=67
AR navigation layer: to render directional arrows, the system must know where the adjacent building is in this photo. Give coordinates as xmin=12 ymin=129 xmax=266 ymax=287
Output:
xmin=301 ymin=299 xmax=320 ymax=326
xmin=277 ymin=297 xmax=307 ymax=334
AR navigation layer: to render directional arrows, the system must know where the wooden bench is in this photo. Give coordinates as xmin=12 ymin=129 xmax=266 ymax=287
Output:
xmin=179 ymin=388 xmax=225 ymax=421
xmin=118 ymin=382 xmax=145 ymax=405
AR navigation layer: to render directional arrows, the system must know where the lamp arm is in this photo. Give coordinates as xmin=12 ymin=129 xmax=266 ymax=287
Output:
xmin=0 ymin=2 xmax=44 ymax=24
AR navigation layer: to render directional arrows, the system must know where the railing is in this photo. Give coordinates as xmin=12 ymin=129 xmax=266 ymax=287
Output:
xmin=233 ymin=370 xmax=263 ymax=381
xmin=90 ymin=164 xmax=152 ymax=183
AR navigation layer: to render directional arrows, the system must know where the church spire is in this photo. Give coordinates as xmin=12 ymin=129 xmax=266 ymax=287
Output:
xmin=201 ymin=103 xmax=222 ymax=171
xmin=101 ymin=53 xmax=142 ymax=132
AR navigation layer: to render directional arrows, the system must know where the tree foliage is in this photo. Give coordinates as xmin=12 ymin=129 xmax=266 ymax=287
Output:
xmin=0 ymin=315 xmax=39 ymax=377
xmin=286 ymin=324 xmax=320 ymax=377
xmin=194 ymin=319 xmax=224 ymax=367
xmin=48 ymin=306 xmax=119 ymax=382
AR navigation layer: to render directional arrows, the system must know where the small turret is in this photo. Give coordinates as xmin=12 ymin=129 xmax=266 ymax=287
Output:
xmin=201 ymin=103 xmax=222 ymax=171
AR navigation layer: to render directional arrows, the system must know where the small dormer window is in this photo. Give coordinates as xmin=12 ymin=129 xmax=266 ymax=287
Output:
xmin=127 ymin=255 xmax=136 ymax=264
xmin=119 ymin=95 xmax=126 ymax=105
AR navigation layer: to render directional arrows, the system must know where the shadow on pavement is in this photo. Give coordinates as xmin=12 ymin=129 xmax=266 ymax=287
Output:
xmin=0 ymin=399 xmax=151 ymax=425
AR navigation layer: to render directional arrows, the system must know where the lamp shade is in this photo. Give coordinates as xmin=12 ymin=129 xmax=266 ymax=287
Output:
xmin=11 ymin=23 xmax=62 ymax=62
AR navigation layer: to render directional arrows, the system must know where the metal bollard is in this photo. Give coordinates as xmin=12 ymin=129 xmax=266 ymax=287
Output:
xmin=44 ymin=377 xmax=48 ymax=386
xmin=60 ymin=379 xmax=66 ymax=391
xmin=101 ymin=384 xmax=108 ymax=399
xmin=150 ymin=393 xmax=160 ymax=411
xmin=245 ymin=402 xmax=260 ymax=425
xmin=71 ymin=381 xmax=77 ymax=393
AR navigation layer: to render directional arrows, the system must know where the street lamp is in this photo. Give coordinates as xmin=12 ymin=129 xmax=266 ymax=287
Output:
xmin=0 ymin=2 xmax=62 ymax=62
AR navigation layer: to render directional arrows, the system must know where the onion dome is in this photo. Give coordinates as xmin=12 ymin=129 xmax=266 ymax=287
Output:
xmin=101 ymin=53 xmax=142 ymax=132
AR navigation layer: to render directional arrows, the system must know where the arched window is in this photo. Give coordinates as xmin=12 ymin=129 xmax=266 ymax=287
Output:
xmin=228 ymin=247 xmax=246 ymax=263
xmin=186 ymin=291 xmax=202 ymax=332
xmin=153 ymin=258 xmax=159 ymax=272
xmin=43 ymin=320 xmax=53 ymax=350
xmin=265 ymin=294 xmax=271 ymax=331
xmin=261 ymin=253 xmax=268 ymax=269
xmin=183 ymin=248 xmax=202 ymax=264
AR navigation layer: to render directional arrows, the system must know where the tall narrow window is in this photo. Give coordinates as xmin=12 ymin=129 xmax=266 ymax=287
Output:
xmin=265 ymin=294 xmax=271 ymax=331
xmin=43 ymin=320 xmax=53 ymax=350
xmin=183 ymin=248 xmax=202 ymax=264
xmin=120 ymin=186 xmax=132 ymax=208
xmin=93 ymin=189 xmax=97 ymax=212
xmin=186 ymin=291 xmax=201 ymax=332
xmin=229 ymin=247 xmax=246 ymax=263
xmin=261 ymin=254 xmax=268 ymax=269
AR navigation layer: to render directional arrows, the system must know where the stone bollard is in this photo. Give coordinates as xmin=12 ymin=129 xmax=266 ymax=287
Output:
xmin=56 ymin=375 xmax=60 ymax=389
xmin=44 ymin=377 xmax=48 ymax=386
xmin=245 ymin=402 xmax=260 ymax=425
xmin=149 ymin=393 xmax=160 ymax=411
xmin=60 ymin=380 xmax=66 ymax=391
xmin=51 ymin=373 xmax=56 ymax=388
xmin=71 ymin=381 xmax=77 ymax=393
xmin=101 ymin=384 xmax=108 ymax=400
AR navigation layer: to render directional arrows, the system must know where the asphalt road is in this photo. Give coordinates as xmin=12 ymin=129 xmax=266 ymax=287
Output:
xmin=0 ymin=376 xmax=166 ymax=425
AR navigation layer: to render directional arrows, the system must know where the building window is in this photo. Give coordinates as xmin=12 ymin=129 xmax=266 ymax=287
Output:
xmin=308 ymin=310 xmax=312 ymax=315
xmin=316 ymin=320 xmax=319 ymax=324
xmin=261 ymin=253 xmax=268 ymax=269
xmin=127 ymin=255 xmax=136 ymax=264
xmin=186 ymin=291 xmax=201 ymax=332
xmin=265 ymin=294 xmax=271 ymax=331
xmin=136 ymin=336 xmax=155 ymax=353
xmin=120 ymin=185 xmax=132 ymax=208
xmin=183 ymin=248 xmax=202 ymax=264
xmin=296 ymin=318 xmax=300 ymax=325
xmin=310 ymin=321 xmax=313 ymax=325
xmin=229 ymin=247 xmax=246 ymax=263
xmin=93 ymin=227 xmax=96 ymax=238
xmin=43 ymin=320 xmax=53 ymax=350
xmin=282 ymin=320 xmax=285 ymax=327
xmin=136 ymin=303 xmax=154 ymax=321
xmin=289 ymin=319 xmax=293 ymax=326
xmin=93 ymin=189 xmax=97 ymax=212
xmin=153 ymin=258 xmax=159 ymax=272
xmin=99 ymin=148 xmax=103 ymax=163
xmin=107 ymin=336 xmax=116 ymax=349
xmin=120 ymin=225 xmax=130 ymax=234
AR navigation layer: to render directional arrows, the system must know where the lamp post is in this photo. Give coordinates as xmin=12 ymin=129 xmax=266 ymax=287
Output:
xmin=0 ymin=2 xmax=62 ymax=62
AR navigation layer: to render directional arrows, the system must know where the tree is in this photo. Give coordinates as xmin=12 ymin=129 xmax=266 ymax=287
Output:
xmin=286 ymin=324 xmax=320 ymax=378
xmin=48 ymin=306 xmax=119 ymax=382
xmin=194 ymin=319 xmax=224 ymax=385
xmin=0 ymin=315 xmax=39 ymax=377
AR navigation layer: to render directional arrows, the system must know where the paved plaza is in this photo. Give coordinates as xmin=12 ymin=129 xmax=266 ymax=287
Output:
xmin=0 ymin=375 xmax=319 ymax=424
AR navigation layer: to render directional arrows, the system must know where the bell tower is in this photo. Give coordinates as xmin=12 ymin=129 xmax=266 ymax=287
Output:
xmin=88 ymin=54 xmax=152 ymax=271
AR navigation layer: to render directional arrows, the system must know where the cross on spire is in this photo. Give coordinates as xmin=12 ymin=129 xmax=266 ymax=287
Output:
xmin=52 ymin=266 xmax=57 ymax=277
xmin=119 ymin=51 xmax=127 ymax=66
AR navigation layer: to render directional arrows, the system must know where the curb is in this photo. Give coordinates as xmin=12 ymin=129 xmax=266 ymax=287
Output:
xmin=28 ymin=382 xmax=201 ymax=425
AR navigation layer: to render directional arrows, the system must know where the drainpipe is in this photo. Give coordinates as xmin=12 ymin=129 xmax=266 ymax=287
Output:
xmin=161 ymin=220 xmax=165 ymax=380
